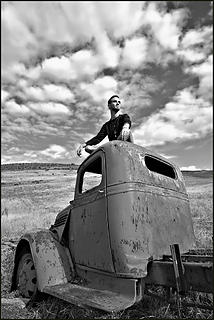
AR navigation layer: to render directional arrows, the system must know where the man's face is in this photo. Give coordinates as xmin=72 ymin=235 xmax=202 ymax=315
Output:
xmin=108 ymin=97 xmax=121 ymax=111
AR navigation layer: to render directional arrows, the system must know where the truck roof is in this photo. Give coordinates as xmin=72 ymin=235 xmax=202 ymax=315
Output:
xmin=79 ymin=141 xmax=186 ymax=194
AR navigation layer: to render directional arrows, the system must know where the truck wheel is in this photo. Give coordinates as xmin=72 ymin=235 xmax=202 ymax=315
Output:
xmin=16 ymin=250 xmax=38 ymax=298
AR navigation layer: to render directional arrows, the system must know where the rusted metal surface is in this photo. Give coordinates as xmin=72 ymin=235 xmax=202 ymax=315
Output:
xmin=102 ymin=141 xmax=195 ymax=277
xmin=163 ymin=254 xmax=213 ymax=263
xmin=69 ymin=150 xmax=114 ymax=272
xmin=145 ymin=259 xmax=213 ymax=293
xmin=44 ymin=262 xmax=142 ymax=312
xmin=75 ymin=264 xmax=143 ymax=301
xmin=14 ymin=230 xmax=72 ymax=291
xmin=67 ymin=141 xmax=195 ymax=278
xmin=170 ymin=244 xmax=187 ymax=294
xmin=44 ymin=280 xmax=138 ymax=312
xmin=103 ymin=141 xmax=187 ymax=194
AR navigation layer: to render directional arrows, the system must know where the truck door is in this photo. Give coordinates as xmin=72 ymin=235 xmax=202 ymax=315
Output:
xmin=69 ymin=150 xmax=114 ymax=273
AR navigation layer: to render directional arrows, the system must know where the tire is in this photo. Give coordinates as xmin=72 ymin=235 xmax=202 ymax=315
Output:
xmin=16 ymin=249 xmax=38 ymax=299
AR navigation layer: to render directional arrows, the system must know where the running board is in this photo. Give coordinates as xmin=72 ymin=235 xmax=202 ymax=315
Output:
xmin=43 ymin=282 xmax=137 ymax=312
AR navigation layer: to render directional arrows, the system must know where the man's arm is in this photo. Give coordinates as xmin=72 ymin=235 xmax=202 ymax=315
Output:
xmin=76 ymin=123 xmax=107 ymax=157
xmin=85 ymin=123 xmax=107 ymax=146
xmin=121 ymin=114 xmax=131 ymax=141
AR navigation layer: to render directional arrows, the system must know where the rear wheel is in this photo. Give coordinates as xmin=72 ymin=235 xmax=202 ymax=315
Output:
xmin=16 ymin=249 xmax=38 ymax=299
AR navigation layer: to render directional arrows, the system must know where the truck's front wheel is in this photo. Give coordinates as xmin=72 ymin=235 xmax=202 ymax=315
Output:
xmin=16 ymin=249 xmax=38 ymax=298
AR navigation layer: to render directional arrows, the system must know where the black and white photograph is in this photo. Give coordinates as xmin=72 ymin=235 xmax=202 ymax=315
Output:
xmin=1 ymin=1 xmax=213 ymax=319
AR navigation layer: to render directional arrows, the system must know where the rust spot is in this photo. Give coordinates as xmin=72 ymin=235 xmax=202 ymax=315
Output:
xmin=120 ymin=239 xmax=143 ymax=253
xmin=81 ymin=209 xmax=87 ymax=223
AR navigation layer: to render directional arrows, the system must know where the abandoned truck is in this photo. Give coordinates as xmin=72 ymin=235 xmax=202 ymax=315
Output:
xmin=11 ymin=141 xmax=213 ymax=312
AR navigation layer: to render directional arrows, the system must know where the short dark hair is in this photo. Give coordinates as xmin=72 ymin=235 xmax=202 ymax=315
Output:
xmin=108 ymin=95 xmax=119 ymax=105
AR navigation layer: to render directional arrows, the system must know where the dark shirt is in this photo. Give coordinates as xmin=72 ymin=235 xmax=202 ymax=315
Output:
xmin=86 ymin=114 xmax=131 ymax=146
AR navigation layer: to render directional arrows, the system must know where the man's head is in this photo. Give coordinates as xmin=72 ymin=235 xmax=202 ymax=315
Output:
xmin=108 ymin=95 xmax=121 ymax=112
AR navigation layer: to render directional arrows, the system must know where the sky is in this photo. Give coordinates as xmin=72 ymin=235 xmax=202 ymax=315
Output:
xmin=1 ymin=1 xmax=213 ymax=170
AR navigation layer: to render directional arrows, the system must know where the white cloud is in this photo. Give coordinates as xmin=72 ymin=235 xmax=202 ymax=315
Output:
xmin=40 ymin=144 xmax=68 ymax=159
xmin=2 ymin=62 xmax=41 ymax=83
xmin=1 ymin=131 xmax=18 ymax=143
xmin=95 ymin=35 xmax=120 ymax=69
xmin=1 ymin=90 xmax=10 ymax=103
xmin=5 ymin=100 xmax=30 ymax=114
xmin=2 ymin=2 xmax=144 ymax=74
xmin=122 ymin=37 xmax=148 ymax=68
xmin=185 ymin=55 xmax=213 ymax=100
xmin=27 ymin=86 xmax=44 ymax=101
xmin=26 ymin=84 xmax=74 ymax=103
xmin=80 ymin=76 xmax=118 ymax=103
xmin=70 ymin=50 xmax=100 ymax=77
xmin=23 ymin=151 xmax=37 ymax=158
xmin=181 ymin=26 xmax=212 ymax=48
xmin=28 ymin=102 xmax=71 ymax=115
xmin=41 ymin=50 xmax=103 ymax=82
xmin=1 ymin=155 xmax=14 ymax=164
xmin=95 ymin=2 xmax=145 ymax=38
xmin=42 ymin=56 xmax=73 ymax=81
xmin=159 ymin=153 xmax=176 ymax=160
xmin=43 ymin=84 xmax=74 ymax=102
xmin=143 ymin=2 xmax=188 ymax=50
xmin=133 ymin=88 xmax=212 ymax=146
xmin=177 ymin=49 xmax=205 ymax=63
xmin=180 ymin=165 xmax=201 ymax=171
xmin=1 ymin=4 xmax=37 ymax=69
xmin=1 ymin=1 xmax=212 ymax=168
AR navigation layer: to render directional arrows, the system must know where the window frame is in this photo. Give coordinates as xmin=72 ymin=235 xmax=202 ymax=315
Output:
xmin=144 ymin=154 xmax=177 ymax=180
xmin=76 ymin=150 xmax=106 ymax=196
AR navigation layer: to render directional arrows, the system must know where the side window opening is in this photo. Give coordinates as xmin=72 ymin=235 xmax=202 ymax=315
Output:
xmin=145 ymin=155 xmax=176 ymax=179
xmin=79 ymin=157 xmax=103 ymax=193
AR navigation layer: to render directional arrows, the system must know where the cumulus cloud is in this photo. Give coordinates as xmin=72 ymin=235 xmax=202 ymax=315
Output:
xmin=1 ymin=131 xmax=18 ymax=144
xmin=80 ymin=76 xmax=118 ymax=103
xmin=2 ymin=2 xmax=144 ymax=72
xmin=185 ymin=55 xmax=213 ymax=101
xmin=40 ymin=144 xmax=69 ymax=159
xmin=159 ymin=153 xmax=176 ymax=160
xmin=4 ymin=99 xmax=30 ymax=114
xmin=41 ymin=56 xmax=74 ymax=81
xmin=41 ymin=49 xmax=109 ymax=82
xmin=1 ymin=1 xmax=212 ymax=168
xmin=26 ymin=84 xmax=74 ymax=103
xmin=23 ymin=151 xmax=37 ymax=159
xmin=177 ymin=49 xmax=205 ymax=63
xmin=180 ymin=165 xmax=202 ymax=171
xmin=142 ymin=2 xmax=188 ymax=50
xmin=121 ymin=37 xmax=148 ymax=68
xmin=181 ymin=26 xmax=212 ymax=48
xmin=95 ymin=2 xmax=145 ymax=38
xmin=28 ymin=102 xmax=71 ymax=115
xmin=1 ymin=89 xmax=10 ymax=103
xmin=133 ymin=87 xmax=212 ymax=146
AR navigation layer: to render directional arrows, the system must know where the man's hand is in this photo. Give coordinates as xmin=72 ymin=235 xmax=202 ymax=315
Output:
xmin=77 ymin=143 xmax=86 ymax=157
xmin=85 ymin=145 xmax=97 ymax=154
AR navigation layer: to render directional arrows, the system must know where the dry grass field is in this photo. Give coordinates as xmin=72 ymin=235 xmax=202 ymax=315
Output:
xmin=1 ymin=167 xmax=213 ymax=319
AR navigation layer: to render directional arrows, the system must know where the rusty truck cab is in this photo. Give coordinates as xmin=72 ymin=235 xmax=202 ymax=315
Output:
xmin=11 ymin=140 xmax=212 ymax=312
xmin=69 ymin=141 xmax=196 ymax=278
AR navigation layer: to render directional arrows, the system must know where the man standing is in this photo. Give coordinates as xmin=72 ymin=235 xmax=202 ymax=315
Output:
xmin=77 ymin=95 xmax=134 ymax=157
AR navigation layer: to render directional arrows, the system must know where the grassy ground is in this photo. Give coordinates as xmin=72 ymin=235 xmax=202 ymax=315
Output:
xmin=183 ymin=171 xmax=213 ymax=248
xmin=1 ymin=169 xmax=213 ymax=319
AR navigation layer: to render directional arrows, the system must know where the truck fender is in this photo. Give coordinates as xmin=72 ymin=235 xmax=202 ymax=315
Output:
xmin=12 ymin=229 xmax=73 ymax=292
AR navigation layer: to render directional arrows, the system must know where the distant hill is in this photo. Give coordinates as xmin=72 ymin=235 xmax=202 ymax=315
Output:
xmin=1 ymin=163 xmax=213 ymax=178
xmin=1 ymin=162 xmax=79 ymax=171
xmin=182 ymin=170 xmax=213 ymax=179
